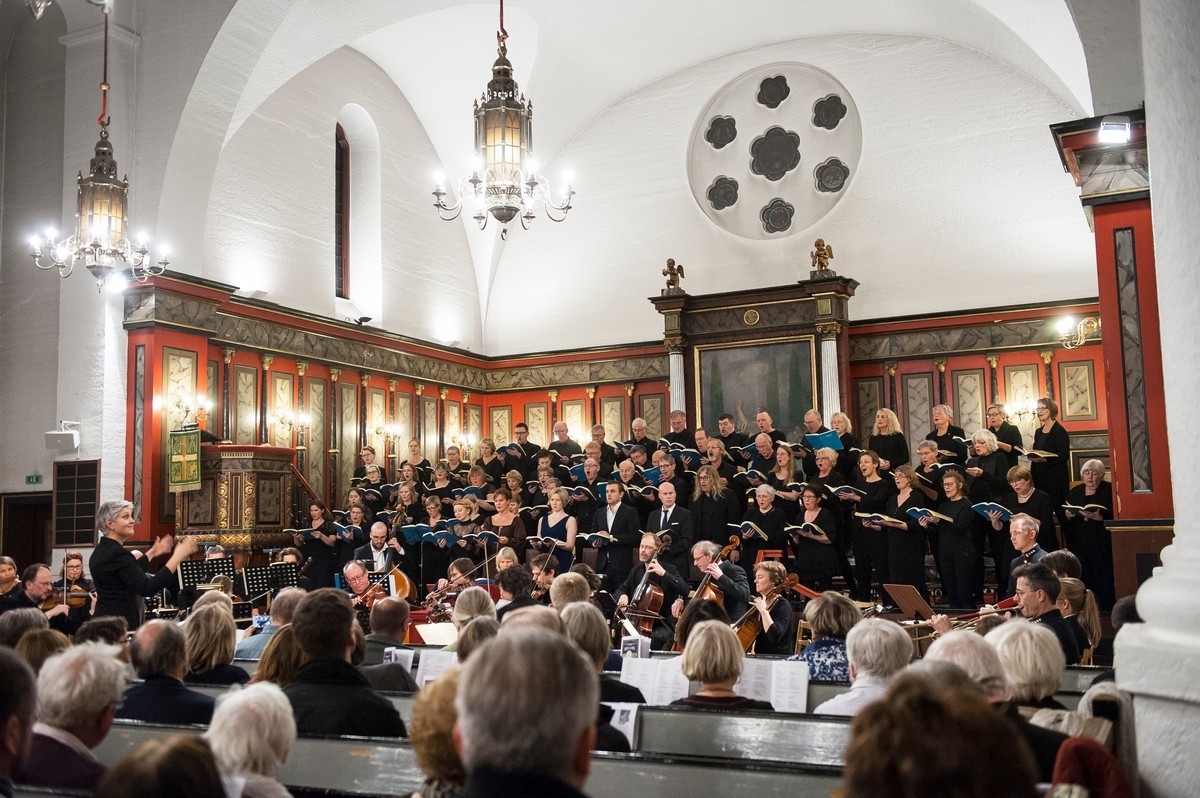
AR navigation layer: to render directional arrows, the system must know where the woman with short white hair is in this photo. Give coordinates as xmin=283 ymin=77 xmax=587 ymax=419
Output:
xmin=985 ymin=620 xmax=1065 ymax=708
xmin=1063 ymin=458 xmax=1115 ymax=611
xmin=204 ymin=681 xmax=297 ymax=798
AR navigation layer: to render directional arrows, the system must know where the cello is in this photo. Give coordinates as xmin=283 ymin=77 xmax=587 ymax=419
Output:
xmin=692 ymin=535 xmax=742 ymax=605
xmin=732 ymin=573 xmax=801 ymax=652
xmin=625 ymin=534 xmax=671 ymax=637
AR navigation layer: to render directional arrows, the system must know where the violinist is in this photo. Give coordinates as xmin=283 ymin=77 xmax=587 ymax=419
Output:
xmin=436 ymin=557 xmax=476 ymax=593
xmin=343 ymin=560 xmax=383 ymax=633
xmin=0 ymin=565 xmax=73 ymax=633
xmin=614 ymin=533 xmax=690 ymax=650
xmin=683 ymin=540 xmax=749 ymax=622
xmin=742 ymin=561 xmax=794 ymax=655
xmin=529 ymin=553 xmax=558 ymax=604
xmin=0 ymin=556 xmax=21 ymax=599
xmin=56 ymin=551 xmax=97 ymax=623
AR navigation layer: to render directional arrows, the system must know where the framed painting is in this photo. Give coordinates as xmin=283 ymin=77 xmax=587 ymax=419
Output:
xmin=952 ymin=368 xmax=986 ymax=435
xmin=639 ymin=394 xmax=665 ymax=441
xmin=561 ymin=399 xmax=587 ymax=443
xmin=1059 ymin=360 xmax=1099 ymax=422
xmin=490 ymin=406 xmax=512 ymax=448
xmin=600 ymin=397 xmax=625 ymax=443
xmin=693 ymin=336 xmax=815 ymax=439
xmin=524 ymin=403 xmax=549 ymax=448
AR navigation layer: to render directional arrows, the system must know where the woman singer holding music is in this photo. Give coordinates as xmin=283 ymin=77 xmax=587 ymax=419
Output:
xmin=533 ymin=487 xmax=577 ymax=574
xmin=789 ymin=485 xmax=840 ymax=592
xmin=481 ymin=487 xmax=526 ymax=562
xmin=875 ymin=465 xmax=928 ymax=599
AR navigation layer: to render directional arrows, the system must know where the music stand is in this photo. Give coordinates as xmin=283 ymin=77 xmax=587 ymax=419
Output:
xmin=178 ymin=557 xmax=237 ymax=590
xmin=366 ymin=571 xmax=393 ymax=596
xmin=883 ymin=583 xmax=935 ymax=621
xmin=267 ymin=562 xmax=299 ymax=592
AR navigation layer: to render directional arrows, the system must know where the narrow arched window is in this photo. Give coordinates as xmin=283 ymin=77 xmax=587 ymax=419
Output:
xmin=334 ymin=123 xmax=350 ymax=298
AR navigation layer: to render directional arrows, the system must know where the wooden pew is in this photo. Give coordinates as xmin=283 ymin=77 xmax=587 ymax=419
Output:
xmin=92 ymin=719 xmax=843 ymax=798
xmin=178 ymin=682 xmax=419 ymax=726
xmin=634 ymin=705 xmax=852 ymax=767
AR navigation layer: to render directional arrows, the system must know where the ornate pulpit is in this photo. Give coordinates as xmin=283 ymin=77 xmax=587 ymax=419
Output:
xmin=175 ymin=445 xmax=297 ymax=554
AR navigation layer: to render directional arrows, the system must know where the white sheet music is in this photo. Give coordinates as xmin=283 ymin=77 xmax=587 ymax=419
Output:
xmin=620 ymin=656 xmax=690 ymax=705
xmin=602 ymin=702 xmax=641 ymax=747
xmin=382 ymin=646 xmax=415 ymax=672
xmin=414 ymin=649 xmax=456 ymax=686
xmin=735 ymin=658 xmax=809 ymax=712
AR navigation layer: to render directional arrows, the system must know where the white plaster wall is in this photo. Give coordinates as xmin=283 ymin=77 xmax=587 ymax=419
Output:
xmin=202 ymin=47 xmax=481 ymax=349
xmin=0 ymin=7 xmax=67 ymax=494
xmin=484 ymin=34 xmax=1097 ymax=354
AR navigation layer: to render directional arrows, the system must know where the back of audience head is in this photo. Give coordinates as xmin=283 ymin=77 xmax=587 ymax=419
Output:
xmin=456 ymin=616 xmax=500 ymax=662
xmin=75 ymin=615 xmax=129 ymax=647
xmin=560 ymin=602 xmax=610 ymax=670
xmin=550 ymin=571 xmax=591 ymax=609
xmin=985 ymin=620 xmax=1064 ymax=704
xmin=191 ymin=588 xmax=234 ymax=614
xmin=500 ymin=603 xmax=563 ymax=633
xmin=496 ymin=564 xmax=533 ymax=600
xmin=0 ymin=646 xmax=37 ymax=777
xmin=680 ymin=620 xmax=743 ymax=684
xmin=292 ymin=588 xmax=355 ymax=662
xmin=0 ymin=607 xmax=49 ymax=648
xmin=1110 ymin=595 xmax=1141 ymax=630
xmin=451 ymin=586 xmax=496 ymax=628
xmin=924 ymin=630 xmax=1007 ymax=702
xmin=845 ymin=618 xmax=912 ymax=681
xmin=410 ymin=668 xmax=465 ymax=789
xmin=843 ymin=673 xmax=1038 ymax=798
xmin=268 ymin=587 xmax=306 ymax=626
xmin=37 ymin=642 xmax=125 ymax=738
xmin=455 ymin=627 xmax=597 ymax=787
xmin=570 ymin=563 xmax=602 ymax=592
xmin=254 ymin=624 xmax=304 ymax=686
xmin=205 ymin=682 xmax=296 ymax=778
xmin=15 ymin=628 xmax=71 ymax=673
xmin=1040 ymin=548 xmax=1082 ymax=580
xmin=972 ymin=613 xmax=1005 ymax=637
xmin=184 ymin=604 xmax=237 ymax=675
xmin=369 ymin=596 xmax=411 ymax=639
xmin=94 ymin=734 xmax=225 ymax=798
xmin=130 ymin=619 xmax=188 ymax=680
xmin=674 ymin=598 xmax=730 ymax=649
xmin=805 ymin=591 xmax=860 ymax=639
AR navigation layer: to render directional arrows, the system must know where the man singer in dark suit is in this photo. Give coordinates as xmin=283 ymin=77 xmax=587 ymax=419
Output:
xmin=591 ymin=482 xmax=642 ymax=592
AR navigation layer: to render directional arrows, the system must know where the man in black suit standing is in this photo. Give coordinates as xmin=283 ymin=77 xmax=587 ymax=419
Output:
xmin=647 ymin=482 xmax=694 ymax=578
xmin=591 ymin=482 xmax=642 ymax=592
xmin=118 ymin=620 xmax=215 ymax=725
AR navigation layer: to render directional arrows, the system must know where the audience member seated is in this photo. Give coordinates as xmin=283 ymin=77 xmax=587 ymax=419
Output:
xmin=204 ymin=682 xmax=297 ymax=798
xmin=16 ymin=642 xmax=123 ymax=791
xmin=408 ymin=667 xmax=465 ymax=798
xmin=455 ymin=616 xmax=500 ymax=662
xmin=843 ymin=672 xmax=1039 ymax=798
xmin=14 ymin=628 xmax=70 ymax=674
xmin=118 ymin=619 xmax=216 ymax=725
xmin=0 ymin=607 xmax=48 ymax=648
xmin=235 ymin=587 xmax=305 ymax=661
xmin=75 ymin=615 xmax=131 ymax=663
xmin=455 ymin=627 xmax=597 ymax=797
xmin=362 ymin=597 xmax=412 ymax=666
xmin=445 ymin=586 xmax=497 ymax=653
xmin=1011 ymin=562 xmax=1081 ymax=665
xmin=252 ymin=625 xmax=304 ymax=687
xmin=813 ymin=618 xmax=912 ymax=716
xmin=787 ymin=590 xmax=860 ymax=681
xmin=0 ymin=648 xmax=36 ymax=798
xmin=924 ymin=630 xmax=1067 ymax=782
xmin=560 ymin=602 xmax=639 ymax=752
xmin=1056 ymin=577 xmax=1101 ymax=657
xmin=549 ymin=571 xmax=592 ymax=610
xmin=184 ymin=604 xmax=251 ymax=686
xmin=93 ymin=734 xmax=226 ymax=798
xmin=354 ymin=619 xmax=418 ymax=693
xmin=673 ymin=597 xmax=731 ymax=650
xmin=494 ymin=565 xmax=539 ymax=621
xmin=671 ymin=620 xmax=774 ymax=711
xmin=986 ymin=620 xmax=1067 ymax=711
xmin=499 ymin=603 xmax=564 ymax=633
xmin=282 ymin=588 xmax=405 ymax=737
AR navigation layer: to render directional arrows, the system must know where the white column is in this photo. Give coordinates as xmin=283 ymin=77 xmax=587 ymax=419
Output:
xmin=817 ymin=323 xmax=842 ymax=420
xmin=1117 ymin=2 xmax=1200 ymax=795
xmin=668 ymin=343 xmax=685 ymax=413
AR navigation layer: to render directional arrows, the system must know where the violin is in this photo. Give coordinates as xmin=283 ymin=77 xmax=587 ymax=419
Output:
xmin=733 ymin=574 xmax=800 ymax=652
xmin=353 ymin=580 xmax=388 ymax=610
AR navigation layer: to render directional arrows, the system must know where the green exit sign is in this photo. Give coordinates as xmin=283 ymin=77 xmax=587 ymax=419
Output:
xmin=25 ymin=474 xmax=42 ymax=485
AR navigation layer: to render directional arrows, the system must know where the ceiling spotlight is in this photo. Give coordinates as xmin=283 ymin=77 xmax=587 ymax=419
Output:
xmin=346 ymin=316 xmax=372 ymax=326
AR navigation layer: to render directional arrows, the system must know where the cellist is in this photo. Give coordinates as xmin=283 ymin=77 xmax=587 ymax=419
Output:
xmin=677 ymin=540 xmax=749 ymax=622
xmin=737 ymin=561 xmax=794 ymax=655
xmin=614 ymin=533 xmax=690 ymax=650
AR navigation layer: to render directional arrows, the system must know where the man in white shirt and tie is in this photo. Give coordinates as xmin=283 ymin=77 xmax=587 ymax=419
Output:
xmin=354 ymin=522 xmax=405 ymax=574
xmin=648 ymin=482 xmax=694 ymax=578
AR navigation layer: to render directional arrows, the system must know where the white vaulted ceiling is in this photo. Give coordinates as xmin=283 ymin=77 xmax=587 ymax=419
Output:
xmin=168 ymin=0 xmax=1101 ymax=355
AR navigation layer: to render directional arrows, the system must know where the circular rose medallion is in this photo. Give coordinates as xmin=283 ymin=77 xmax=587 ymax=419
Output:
xmin=687 ymin=63 xmax=861 ymax=240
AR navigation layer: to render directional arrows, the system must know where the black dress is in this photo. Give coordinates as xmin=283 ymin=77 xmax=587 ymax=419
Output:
xmin=884 ymin=489 xmax=928 ymax=600
xmin=850 ymin=477 xmax=896 ymax=601
xmin=1063 ymin=481 xmax=1115 ymax=610
xmin=867 ymin=432 xmax=910 ymax=473
xmin=739 ymin=505 xmax=788 ymax=568
xmin=298 ymin=521 xmax=338 ymax=589
xmin=935 ymin=498 xmax=976 ymax=608
xmin=968 ymin=451 xmax=1017 ymax=600
xmin=752 ymin=595 xmax=794 ymax=656
xmin=786 ymin=508 xmax=840 ymax=591
xmin=1031 ymin=421 xmax=1072 ymax=508
xmin=1002 ymin=489 xmax=1059 ymax=551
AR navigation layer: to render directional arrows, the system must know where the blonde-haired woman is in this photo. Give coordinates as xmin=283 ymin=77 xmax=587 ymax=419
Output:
xmin=867 ymin=408 xmax=909 ymax=473
xmin=184 ymin=605 xmax=249 ymax=686
xmin=830 ymin=411 xmax=862 ymax=483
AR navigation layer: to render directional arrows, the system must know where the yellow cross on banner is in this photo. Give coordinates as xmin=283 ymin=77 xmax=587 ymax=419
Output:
xmin=168 ymin=428 xmax=202 ymax=492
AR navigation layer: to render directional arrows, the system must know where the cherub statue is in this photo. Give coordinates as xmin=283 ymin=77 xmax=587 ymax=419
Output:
xmin=662 ymin=258 xmax=685 ymax=291
xmin=811 ymin=239 xmax=834 ymax=271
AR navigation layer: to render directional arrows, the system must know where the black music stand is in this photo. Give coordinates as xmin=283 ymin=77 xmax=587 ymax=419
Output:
xmin=177 ymin=557 xmax=237 ymax=590
xmin=366 ymin=571 xmax=393 ymax=595
xmin=883 ymin=583 xmax=935 ymax=621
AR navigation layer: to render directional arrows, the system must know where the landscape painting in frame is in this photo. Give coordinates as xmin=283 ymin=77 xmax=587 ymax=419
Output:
xmin=695 ymin=337 xmax=815 ymax=442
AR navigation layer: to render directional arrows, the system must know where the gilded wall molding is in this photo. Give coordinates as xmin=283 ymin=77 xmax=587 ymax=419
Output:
xmin=849 ymin=319 xmax=1064 ymax=363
